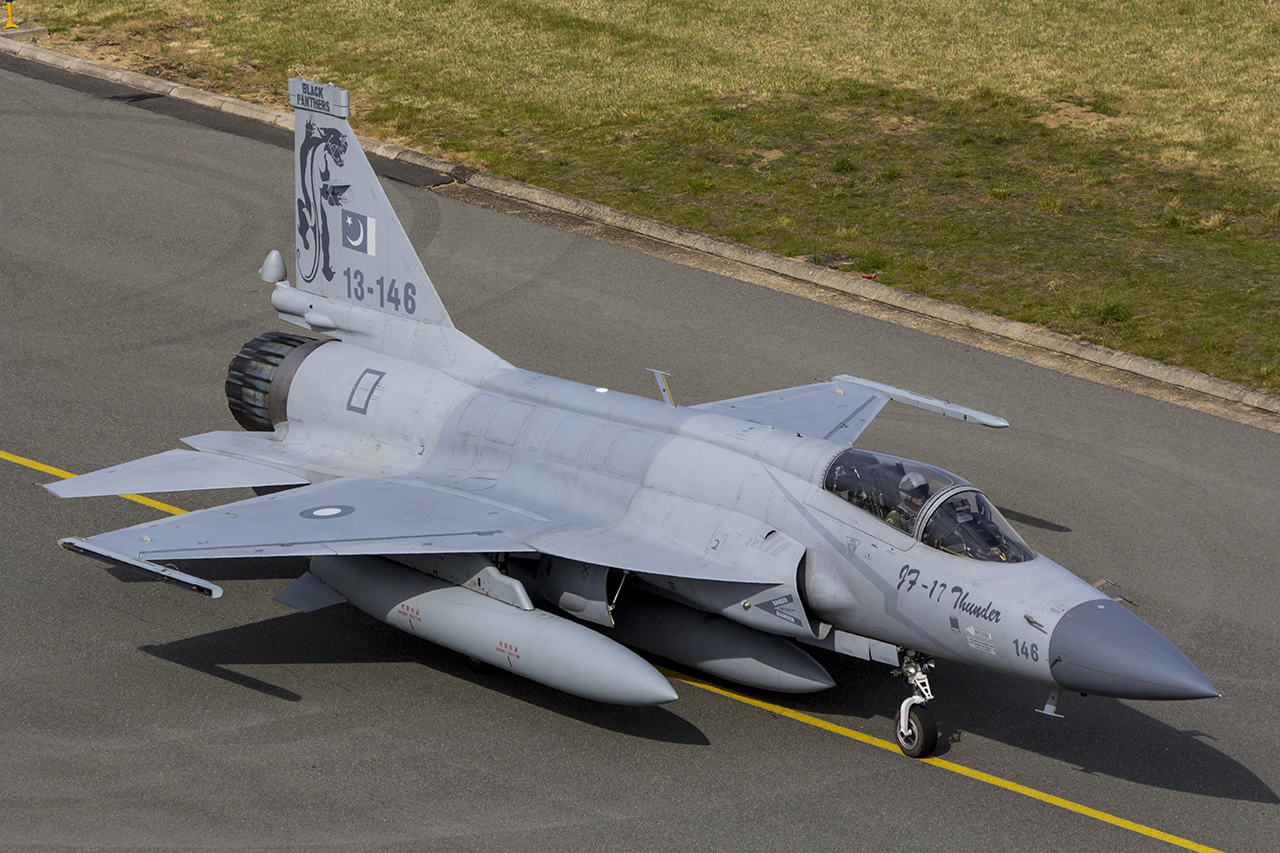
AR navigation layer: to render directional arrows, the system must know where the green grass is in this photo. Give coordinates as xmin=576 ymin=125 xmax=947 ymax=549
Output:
xmin=24 ymin=0 xmax=1280 ymax=393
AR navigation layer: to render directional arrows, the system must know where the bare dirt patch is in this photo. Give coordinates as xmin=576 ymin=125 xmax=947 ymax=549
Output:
xmin=750 ymin=149 xmax=785 ymax=170
xmin=1037 ymin=102 xmax=1112 ymax=129
xmin=30 ymin=27 xmax=285 ymax=110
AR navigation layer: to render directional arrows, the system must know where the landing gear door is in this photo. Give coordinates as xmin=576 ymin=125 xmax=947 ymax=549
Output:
xmin=534 ymin=557 xmax=622 ymax=627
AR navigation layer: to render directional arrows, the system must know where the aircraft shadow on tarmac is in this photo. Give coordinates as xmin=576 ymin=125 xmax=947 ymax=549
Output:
xmin=778 ymin=651 xmax=1277 ymax=805
xmin=105 ymin=556 xmax=313 ymax=586
xmin=138 ymin=603 xmax=710 ymax=746
xmin=129 ymin=560 xmax=1270 ymax=799
xmin=995 ymin=507 xmax=1072 ymax=534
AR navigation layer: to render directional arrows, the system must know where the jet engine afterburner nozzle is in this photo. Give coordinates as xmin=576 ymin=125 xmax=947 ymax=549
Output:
xmin=225 ymin=331 xmax=328 ymax=431
xmin=1048 ymin=600 xmax=1219 ymax=700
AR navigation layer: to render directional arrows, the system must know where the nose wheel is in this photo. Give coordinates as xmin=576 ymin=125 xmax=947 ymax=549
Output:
xmin=895 ymin=702 xmax=937 ymax=758
xmin=893 ymin=651 xmax=938 ymax=758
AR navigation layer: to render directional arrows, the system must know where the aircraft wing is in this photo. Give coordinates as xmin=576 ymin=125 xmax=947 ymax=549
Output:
xmin=694 ymin=374 xmax=1008 ymax=443
xmin=63 ymin=475 xmax=781 ymax=595
xmin=694 ymin=379 xmax=890 ymax=443
xmin=61 ymin=477 xmax=544 ymax=588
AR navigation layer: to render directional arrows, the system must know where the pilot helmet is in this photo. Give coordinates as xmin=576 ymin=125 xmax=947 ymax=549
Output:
xmin=899 ymin=471 xmax=929 ymax=505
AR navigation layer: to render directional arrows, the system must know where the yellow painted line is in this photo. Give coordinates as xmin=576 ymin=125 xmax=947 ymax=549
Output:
xmin=0 ymin=449 xmax=77 ymax=480
xmin=119 ymin=493 xmax=188 ymax=515
xmin=1 ymin=449 xmax=186 ymax=516
xmin=663 ymin=668 xmax=1224 ymax=853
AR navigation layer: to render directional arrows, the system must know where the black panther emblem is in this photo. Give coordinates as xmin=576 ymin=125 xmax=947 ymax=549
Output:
xmin=295 ymin=118 xmax=349 ymax=284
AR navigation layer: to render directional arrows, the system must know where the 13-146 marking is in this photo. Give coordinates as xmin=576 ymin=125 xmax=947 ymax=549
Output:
xmin=344 ymin=267 xmax=417 ymax=314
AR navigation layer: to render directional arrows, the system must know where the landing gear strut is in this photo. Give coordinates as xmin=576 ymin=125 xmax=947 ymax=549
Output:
xmin=893 ymin=650 xmax=938 ymax=758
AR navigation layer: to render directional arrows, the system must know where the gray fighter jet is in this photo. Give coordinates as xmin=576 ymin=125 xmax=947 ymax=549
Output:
xmin=46 ymin=79 xmax=1218 ymax=758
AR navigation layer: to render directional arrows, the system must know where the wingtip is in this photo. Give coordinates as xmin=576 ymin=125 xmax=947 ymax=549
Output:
xmin=43 ymin=480 xmax=73 ymax=498
xmin=58 ymin=537 xmax=224 ymax=599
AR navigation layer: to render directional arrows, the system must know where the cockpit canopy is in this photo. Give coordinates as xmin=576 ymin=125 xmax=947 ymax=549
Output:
xmin=823 ymin=448 xmax=1035 ymax=563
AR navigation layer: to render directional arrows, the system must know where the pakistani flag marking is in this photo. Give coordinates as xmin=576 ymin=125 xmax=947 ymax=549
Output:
xmin=342 ymin=209 xmax=376 ymax=255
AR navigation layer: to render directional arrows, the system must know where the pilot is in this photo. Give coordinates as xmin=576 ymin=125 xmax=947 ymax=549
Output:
xmin=886 ymin=472 xmax=929 ymax=534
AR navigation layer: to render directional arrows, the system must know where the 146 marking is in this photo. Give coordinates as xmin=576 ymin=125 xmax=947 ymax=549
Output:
xmin=344 ymin=267 xmax=417 ymax=314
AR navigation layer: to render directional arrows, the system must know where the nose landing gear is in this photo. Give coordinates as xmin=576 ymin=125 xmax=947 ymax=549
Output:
xmin=893 ymin=650 xmax=938 ymax=758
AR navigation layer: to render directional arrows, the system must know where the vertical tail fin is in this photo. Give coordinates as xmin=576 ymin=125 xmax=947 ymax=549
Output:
xmin=277 ymin=79 xmax=508 ymax=372
xmin=289 ymin=79 xmax=449 ymax=325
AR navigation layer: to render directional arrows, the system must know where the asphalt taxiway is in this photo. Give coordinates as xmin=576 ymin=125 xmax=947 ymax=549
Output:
xmin=1 ymin=56 xmax=1275 ymax=852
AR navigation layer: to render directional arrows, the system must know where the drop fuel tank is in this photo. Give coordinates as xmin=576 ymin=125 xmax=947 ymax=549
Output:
xmin=309 ymin=555 xmax=678 ymax=705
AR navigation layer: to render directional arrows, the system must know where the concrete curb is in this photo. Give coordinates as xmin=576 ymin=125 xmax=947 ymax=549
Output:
xmin=5 ymin=35 xmax=1278 ymax=416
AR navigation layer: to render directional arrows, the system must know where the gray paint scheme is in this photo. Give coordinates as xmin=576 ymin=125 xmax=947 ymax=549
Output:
xmin=47 ymin=80 xmax=1217 ymax=748
xmin=44 ymin=448 xmax=310 ymax=496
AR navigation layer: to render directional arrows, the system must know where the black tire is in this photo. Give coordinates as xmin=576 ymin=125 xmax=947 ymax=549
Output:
xmin=894 ymin=704 xmax=938 ymax=758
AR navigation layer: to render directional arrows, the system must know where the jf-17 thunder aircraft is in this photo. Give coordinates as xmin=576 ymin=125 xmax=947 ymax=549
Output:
xmin=47 ymin=78 xmax=1218 ymax=758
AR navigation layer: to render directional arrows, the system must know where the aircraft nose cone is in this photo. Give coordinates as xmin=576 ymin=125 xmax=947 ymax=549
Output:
xmin=1049 ymin=600 xmax=1219 ymax=700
